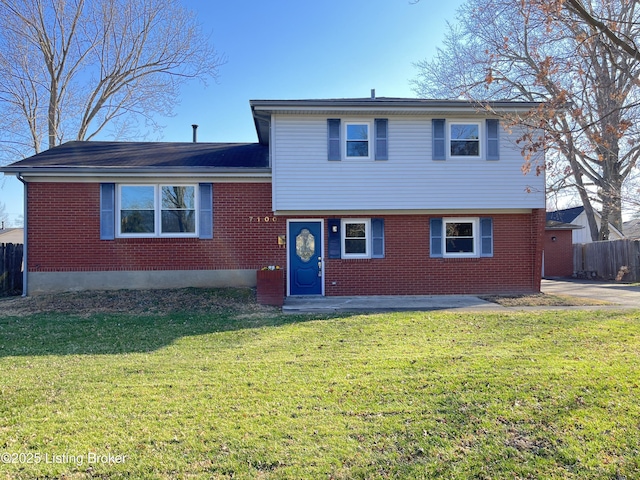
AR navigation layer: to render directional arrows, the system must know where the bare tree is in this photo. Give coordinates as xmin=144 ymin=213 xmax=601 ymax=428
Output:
xmin=413 ymin=0 xmax=640 ymax=240
xmin=0 ymin=0 xmax=224 ymax=159
xmin=540 ymin=0 xmax=640 ymax=61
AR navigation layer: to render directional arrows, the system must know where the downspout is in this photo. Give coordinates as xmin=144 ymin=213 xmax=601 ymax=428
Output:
xmin=17 ymin=173 xmax=27 ymax=296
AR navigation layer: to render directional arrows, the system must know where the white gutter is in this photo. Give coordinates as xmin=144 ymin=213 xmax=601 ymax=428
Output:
xmin=1 ymin=167 xmax=272 ymax=177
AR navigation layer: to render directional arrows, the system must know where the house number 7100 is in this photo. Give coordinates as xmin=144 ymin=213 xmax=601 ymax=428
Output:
xmin=249 ymin=216 xmax=277 ymax=223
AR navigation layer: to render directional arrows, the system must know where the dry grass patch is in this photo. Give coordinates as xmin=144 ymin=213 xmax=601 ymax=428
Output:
xmin=481 ymin=293 xmax=612 ymax=307
xmin=0 ymin=287 xmax=267 ymax=317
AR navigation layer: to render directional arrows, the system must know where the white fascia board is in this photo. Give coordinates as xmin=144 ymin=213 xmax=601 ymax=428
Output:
xmin=250 ymin=100 xmax=543 ymax=116
xmin=6 ymin=168 xmax=271 ymax=181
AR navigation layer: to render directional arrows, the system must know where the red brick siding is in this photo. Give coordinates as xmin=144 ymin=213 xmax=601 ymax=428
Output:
xmin=325 ymin=210 xmax=544 ymax=295
xmin=544 ymin=230 xmax=574 ymax=277
xmin=27 ymin=182 xmax=543 ymax=294
xmin=27 ymin=182 xmax=286 ymax=272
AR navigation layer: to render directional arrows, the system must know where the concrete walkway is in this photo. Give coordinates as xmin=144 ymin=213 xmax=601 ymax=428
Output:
xmin=283 ymin=294 xmax=504 ymax=314
xmin=282 ymin=279 xmax=640 ymax=313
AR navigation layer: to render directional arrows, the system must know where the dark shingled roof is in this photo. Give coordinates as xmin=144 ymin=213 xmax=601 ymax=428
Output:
xmin=546 ymin=206 xmax=584 ymax=224
xmin=3 ymin=141 xmax=269 ymax=170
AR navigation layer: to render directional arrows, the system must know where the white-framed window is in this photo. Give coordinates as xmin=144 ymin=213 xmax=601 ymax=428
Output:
xmin=341 ymin=218 xmax=371 ymax=258
xmin=443 ymin=217 xmax=479 ymax=258
xmin=118 ymin=184 xmax=197 ymax=237
xmin=345 ymin=122 xmax=371 ymax=158
xmin=449 ymin=121 xmax=481 ymax=158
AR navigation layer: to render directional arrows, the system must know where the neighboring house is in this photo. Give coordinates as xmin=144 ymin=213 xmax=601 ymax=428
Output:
xmin=544 ymin=221 xmax=582 ymax=277
xmin=0 ymin=228 xmax=24 ymax=245
xmin=623 ymin=218 xmax=640 ymax=239
xmin=546 ymin=206 xmax=624 ymax=243
xmin=1 ymin=97 xmax=546 ymax=296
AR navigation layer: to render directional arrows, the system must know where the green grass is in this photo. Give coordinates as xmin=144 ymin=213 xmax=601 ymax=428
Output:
xmin=1 ymin=307 xmax=639 ymax=479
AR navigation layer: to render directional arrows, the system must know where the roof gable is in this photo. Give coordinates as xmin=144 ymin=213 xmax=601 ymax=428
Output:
xmin=546 ymin=206 xmax=585 ymax=224
xmin=250 ymin=97 xmax=544 ymax=146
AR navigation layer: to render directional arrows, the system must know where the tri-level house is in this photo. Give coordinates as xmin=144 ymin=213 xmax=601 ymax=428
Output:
xmin=2 ymin=97 xmax=546 ymax=296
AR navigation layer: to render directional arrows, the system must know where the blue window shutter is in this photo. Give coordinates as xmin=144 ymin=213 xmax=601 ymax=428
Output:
xmin=372 ymin=218 xmax=385 ymax=258
xmin=430 ymin=218 xmax=443 ymax=257
xmin=480 ymin=217 xmax=493 ymax=257
xmin=328 ymin=119 xmax=341 ymax=160
xmin=486 ymin=119 xmax=499 ymax=160
xmin=199 ymin=183 xmax=213 ymax=239
xmin=328 ymin=219 xmax=341 ymax=258
xmin=100 ymin=183 xmax=115 ymax=240
xmin=432 ymin=119 xmax=446 ymax=160
xmin=374 ymin=119 xmax=388 ymax=160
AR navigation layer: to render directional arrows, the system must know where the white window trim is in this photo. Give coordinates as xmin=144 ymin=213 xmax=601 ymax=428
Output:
xmin=344 ymin=121 xmax=372 ymax=160
xmin=341 ymin=218 xmax=371 ymax=259
xmin=443 ymin=217 xmax=480 ymax=258
xmin=117 ymin=184 xmax=199 ymax=238
xmin=448 ymin=120 xmax=482 ymax=159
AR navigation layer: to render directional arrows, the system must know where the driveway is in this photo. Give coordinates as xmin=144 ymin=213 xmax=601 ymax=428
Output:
xmin=542 ymin=278 xmax=640 ymax=308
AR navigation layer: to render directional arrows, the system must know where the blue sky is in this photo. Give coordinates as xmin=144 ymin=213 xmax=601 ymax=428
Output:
xmin=0 ymin=0 xmax=462 ymax=225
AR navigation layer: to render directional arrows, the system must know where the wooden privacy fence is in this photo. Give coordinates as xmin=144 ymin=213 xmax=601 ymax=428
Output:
xmin=573 ymin=239 xmax=640 ymax=282
xmin=0 ymin=243 xmax=23 ymax=296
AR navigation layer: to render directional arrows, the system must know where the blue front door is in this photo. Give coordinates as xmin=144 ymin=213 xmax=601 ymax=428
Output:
xmin=288 ymin=221 xmax=323 ymax=295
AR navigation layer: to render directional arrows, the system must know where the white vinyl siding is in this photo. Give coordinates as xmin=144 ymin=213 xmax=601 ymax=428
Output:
xmin=271 ymin=114 xmax=545 ymax=212
xmin=571 ymin=211 xmax=625 ymax=244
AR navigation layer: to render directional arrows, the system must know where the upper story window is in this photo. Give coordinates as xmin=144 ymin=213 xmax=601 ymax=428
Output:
xmin=449 ymin=122 xmax=480 ymax=157
xmin=327 ymin=119 xmax=387 ymax=161
xmin=345 ymin=123 xmax=370 ymax=158
xmin=118 ymin=184 xmax=196 ymax=237
xmin=432 ymin=119 xmax=499 ymax=161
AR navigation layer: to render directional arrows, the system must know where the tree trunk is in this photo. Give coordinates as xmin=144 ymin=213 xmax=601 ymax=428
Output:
xmin=48 ymin=78 xmax=58 ymax=150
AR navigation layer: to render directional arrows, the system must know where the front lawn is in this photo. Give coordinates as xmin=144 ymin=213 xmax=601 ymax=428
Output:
xmin=0 ymin=298 xmax=638 ymax=478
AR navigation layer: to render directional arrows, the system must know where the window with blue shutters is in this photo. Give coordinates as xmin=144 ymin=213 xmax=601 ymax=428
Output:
xmin=433 ymin=119 xmax=500 ymax=160
xmin=430 ymin=217 xmax=493 ymax=258
xmin=328 ymin=218 xmax=385 ymax=259
xmin=328 ymin=118 xmax=389 ymax=161
xmin=100 ymin=183 xmax=212 ymax=239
